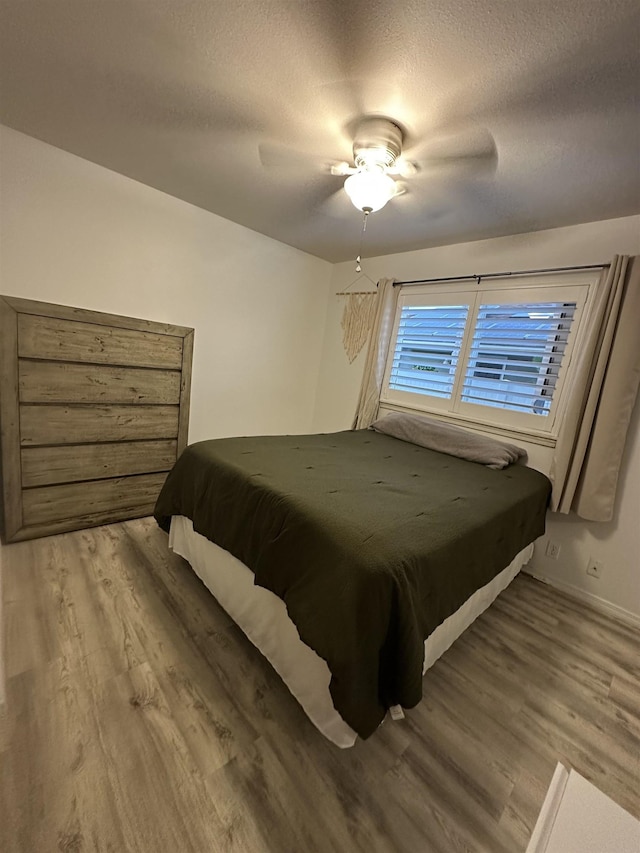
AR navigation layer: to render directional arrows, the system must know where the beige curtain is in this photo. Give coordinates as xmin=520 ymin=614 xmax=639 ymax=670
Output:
xmin=352 ymin=277 xmax=398 ymax=429
xmin=550 ymin=255 xmax=640 ymax=520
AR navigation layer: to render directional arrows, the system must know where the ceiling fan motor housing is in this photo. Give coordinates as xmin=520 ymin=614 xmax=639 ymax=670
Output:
xmin=353 ymin=117 xmax=403 ymax=170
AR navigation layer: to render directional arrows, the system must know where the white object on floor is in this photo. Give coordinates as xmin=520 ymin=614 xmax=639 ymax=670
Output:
xmin=526 ymin=763 xmax=640 ymax=853
xmin=169 ymin=515 xmax=533 ymax=747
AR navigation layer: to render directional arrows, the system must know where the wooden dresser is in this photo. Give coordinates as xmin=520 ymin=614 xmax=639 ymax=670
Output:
xmin=0 ymin=296 xmax=193 ymax=542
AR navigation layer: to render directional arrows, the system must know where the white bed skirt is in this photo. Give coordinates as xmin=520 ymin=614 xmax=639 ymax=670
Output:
xmin=169 ymin=515 xmax=533 ymax=748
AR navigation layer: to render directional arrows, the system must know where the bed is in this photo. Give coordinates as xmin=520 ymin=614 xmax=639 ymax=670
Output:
xmin=154 ymin=419 xmax=551 ymax=746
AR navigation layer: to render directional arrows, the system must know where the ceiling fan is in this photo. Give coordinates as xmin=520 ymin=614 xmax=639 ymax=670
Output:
xmin=259 ymin=115 xmax=498 ymax=218
xmin=327 ymin=117 xmax=412 ymax=213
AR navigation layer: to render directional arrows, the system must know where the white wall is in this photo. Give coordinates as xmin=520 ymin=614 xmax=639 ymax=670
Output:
xmin=0 ymin=125 xmax=333 ymax=442
xmin=312 ymin=216 xmax=640 ymax=621
xmin=0 ymin=126 xmax=333 ymax=703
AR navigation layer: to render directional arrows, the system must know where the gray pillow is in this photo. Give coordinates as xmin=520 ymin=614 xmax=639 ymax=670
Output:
xmin=371 ymin=411 xmax=527 ymax=469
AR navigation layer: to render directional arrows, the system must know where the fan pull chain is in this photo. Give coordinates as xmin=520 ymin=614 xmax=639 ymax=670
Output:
xmin=355 ymin=208 xmax=370 ymax=273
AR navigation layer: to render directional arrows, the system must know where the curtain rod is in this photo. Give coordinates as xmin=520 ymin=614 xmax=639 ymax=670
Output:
xmin=394 ymin=263 xmax=609 ymax=287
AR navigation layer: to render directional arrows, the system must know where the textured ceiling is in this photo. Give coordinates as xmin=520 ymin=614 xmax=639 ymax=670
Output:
xmin=1 ymin=1 xmax=639 ymax=262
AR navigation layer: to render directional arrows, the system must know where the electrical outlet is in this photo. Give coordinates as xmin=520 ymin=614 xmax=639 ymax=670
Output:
xmin=586 ymin=558 xmax=603 ymax=579
xmin=545 ymin=540 xmax=561 ymax=559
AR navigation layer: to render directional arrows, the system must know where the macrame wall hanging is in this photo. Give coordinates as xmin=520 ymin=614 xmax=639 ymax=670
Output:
xmin=339 ymin=288 xmax=378 ymax=363
xmin=336 ymin=208 xmax=378 ymax=363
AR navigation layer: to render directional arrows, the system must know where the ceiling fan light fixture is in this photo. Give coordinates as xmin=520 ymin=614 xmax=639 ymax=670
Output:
xmin=344 ymin=169 xmax=397 ymax=213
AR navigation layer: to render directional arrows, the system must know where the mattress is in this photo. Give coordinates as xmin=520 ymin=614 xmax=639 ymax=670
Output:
xmin=169 ymin=514 xmax=534 ymax=748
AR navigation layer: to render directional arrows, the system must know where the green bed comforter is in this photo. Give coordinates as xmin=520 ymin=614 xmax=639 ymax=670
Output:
xmin=154 ymin=429 xmax=551 ymax=738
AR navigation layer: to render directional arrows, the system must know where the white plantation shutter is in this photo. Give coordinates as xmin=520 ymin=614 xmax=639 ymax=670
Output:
xmin=382 ymin=274 xmax=595 ymax=436
xmin=388 ymin=305 xmax=468 ymax=399
xmin=461 ymin=301 xmax=578 ymax=416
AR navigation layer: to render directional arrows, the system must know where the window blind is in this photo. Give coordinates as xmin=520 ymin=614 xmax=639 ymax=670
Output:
xmin=388 ymin=305 xmax=468 ymax=399
xmin=461 ymin=301 xmax=577 ymax=416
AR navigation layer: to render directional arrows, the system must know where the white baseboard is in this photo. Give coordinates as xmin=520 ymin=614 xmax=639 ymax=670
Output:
xmin=523 ymin=567 xmax=640 ymax=629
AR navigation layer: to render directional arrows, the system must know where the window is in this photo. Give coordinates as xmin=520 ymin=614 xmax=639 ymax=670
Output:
xmin=382 ymin=274 xmax=597 ymax=437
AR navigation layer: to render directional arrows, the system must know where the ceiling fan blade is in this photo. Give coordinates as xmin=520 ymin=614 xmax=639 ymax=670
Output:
xmin=381 ymin=177 xmax=473 ymax=222
xmin=330 ymin=162 xmax=356 ymax=176
xmin=409 ymin=127 xmax=498 ymax=176
xmin=258 ymin=141 xmax=339 ymax=174
xmin=316 ymin=186 xmax=355 ymax=219
xmin=390 ymin=159 xmax=418 ymax=178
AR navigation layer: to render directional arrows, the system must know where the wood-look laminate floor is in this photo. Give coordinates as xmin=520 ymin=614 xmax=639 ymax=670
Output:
xmin=1 ymin=518 xmax=638 ymax=853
